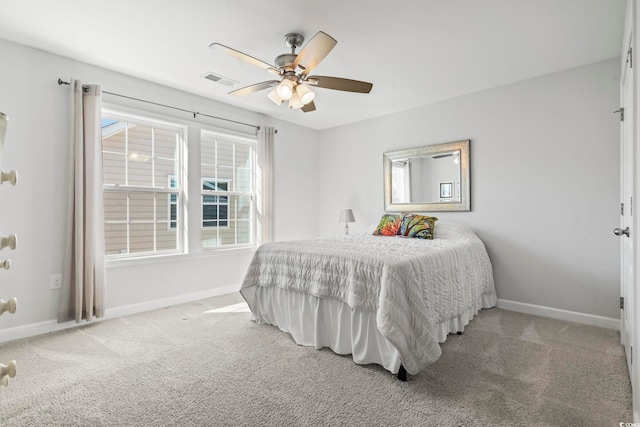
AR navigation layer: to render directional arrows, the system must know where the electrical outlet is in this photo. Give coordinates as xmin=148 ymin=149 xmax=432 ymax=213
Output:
xmin=50 ymin=274 xmax=62 ymax=290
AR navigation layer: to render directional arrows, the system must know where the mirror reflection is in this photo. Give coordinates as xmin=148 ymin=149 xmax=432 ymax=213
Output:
xmin=391 ymin=149 xmax=461 ymax=204
xmin=384 ymin=140 xmax=470 ymax=212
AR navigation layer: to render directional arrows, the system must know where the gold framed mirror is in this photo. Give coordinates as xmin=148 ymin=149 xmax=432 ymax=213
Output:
xmin=383 ymin=139 xmax=470 ymax=212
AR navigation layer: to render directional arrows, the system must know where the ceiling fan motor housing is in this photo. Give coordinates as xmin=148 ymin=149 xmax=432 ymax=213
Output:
xmin=275 ymin=53 xmax=297 ymax=71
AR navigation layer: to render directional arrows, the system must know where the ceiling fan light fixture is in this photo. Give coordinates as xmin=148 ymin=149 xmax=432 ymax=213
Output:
xmin=296 ymin=83 xmax=315 ymax=105
xmin=276 ymin=78 xmax=294 ymax=100
xmin=211 ymin=31 xmax=372 ymax=113
xmin=267 ymin=88 xmax=284 ymax=105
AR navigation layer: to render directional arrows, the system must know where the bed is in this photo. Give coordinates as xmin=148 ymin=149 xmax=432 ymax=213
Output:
xmin=240 ymin=221 xmax=497 ymax=379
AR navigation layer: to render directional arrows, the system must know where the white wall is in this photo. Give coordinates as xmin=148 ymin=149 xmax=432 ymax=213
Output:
xmin=317 ymin=59 xmax=621 ymax=319
xmin=0 ymin=38 xmax=319 ymax=332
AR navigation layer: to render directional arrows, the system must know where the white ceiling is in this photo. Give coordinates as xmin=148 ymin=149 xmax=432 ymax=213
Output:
xmin=0 ymin=0 xmax=627 ymax=130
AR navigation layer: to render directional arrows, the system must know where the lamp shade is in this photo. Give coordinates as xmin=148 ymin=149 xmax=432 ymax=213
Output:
xmin=338 ymin=209 xmax=355 ymax=223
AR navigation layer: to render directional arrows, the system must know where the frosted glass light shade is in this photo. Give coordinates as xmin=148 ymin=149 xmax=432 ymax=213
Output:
xmin=296 ymin=84 xmax=315 ymax=105
xmin=288 ymin=91 xmax=303 ymax=109
xmin=276 ymin=79 xmax=294 ymax=100
xmin=267 ymin=88 xmax=284 ymax=105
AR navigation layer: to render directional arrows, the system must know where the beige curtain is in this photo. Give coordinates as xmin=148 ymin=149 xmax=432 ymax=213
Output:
xmin=58 ymin=79 xmax=106 ymax=323
xmin=256 ymin=127 xmax=275 ymax=244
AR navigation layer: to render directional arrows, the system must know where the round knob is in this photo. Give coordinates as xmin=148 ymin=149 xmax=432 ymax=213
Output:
xmin=0 ymin=259 xmax=10 ymax=270
xmin=1 ymin=234 xmax=17 ymax=250
xmin=0 ymin=360 xmax=16 ymax=378
xmin=7 ymin=297 xmax=16 ymax=314
xmin=1 ymin=170 xmax=17 ymax=186
xmin=614 ymin=227 xmax=630 ymax=237
xmin=0 ymin=297 xmax=16 ymax=315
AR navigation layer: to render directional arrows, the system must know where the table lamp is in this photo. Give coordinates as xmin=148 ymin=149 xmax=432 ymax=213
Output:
xmin=338 ymin=209 xmax=356 ymax=235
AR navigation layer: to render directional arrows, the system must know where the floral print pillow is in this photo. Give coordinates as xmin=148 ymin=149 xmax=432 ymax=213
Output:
xmin=398 ymin=214 xmax=438 ymax=239
xmin=372 ymin=214 xmax=401 ymax=236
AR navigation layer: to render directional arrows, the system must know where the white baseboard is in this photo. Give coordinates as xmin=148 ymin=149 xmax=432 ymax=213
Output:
xmin=106 ymin=284 xmax=240 ymax=318
xmin=0 ymin=292 xmax=619 ymax=343
xmin=0 ymin=284 xmax=241 ymax=344
xmin=497 ymin=299 xmax=620 ymax=330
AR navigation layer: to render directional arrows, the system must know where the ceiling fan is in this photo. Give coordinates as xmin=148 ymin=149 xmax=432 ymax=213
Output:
xmin=209 ymin=31 xmax=373 ymax=112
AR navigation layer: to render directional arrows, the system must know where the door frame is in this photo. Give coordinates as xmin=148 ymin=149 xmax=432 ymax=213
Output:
xmin=621 ymin=24 xmax=634 ymax=374
xmin=625 ymin=0 xmax=640 ymax=421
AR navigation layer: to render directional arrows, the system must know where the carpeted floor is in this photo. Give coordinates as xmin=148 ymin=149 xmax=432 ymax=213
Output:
xmin=0 ymin=292 xmax=632 ymax=426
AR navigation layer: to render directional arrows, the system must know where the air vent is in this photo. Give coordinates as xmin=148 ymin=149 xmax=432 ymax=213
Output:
xmin=202 ymin=72 xmax=237 ymax=87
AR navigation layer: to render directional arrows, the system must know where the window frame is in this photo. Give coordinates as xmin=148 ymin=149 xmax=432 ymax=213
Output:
xmin=102 ymin=109 xmax=187 ymax=259
xmin=200 ymin=129 xmax=257 ymax=250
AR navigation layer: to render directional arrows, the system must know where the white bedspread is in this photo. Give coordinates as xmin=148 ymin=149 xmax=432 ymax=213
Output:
xmin=240 ymin=222 xmax=497 ymax=374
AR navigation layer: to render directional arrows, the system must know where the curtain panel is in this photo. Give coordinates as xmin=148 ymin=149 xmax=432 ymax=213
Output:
xmin=58 ymin=79 xmax=106 ymax=323
xmin=256 ymin=127 xmax=275 ymax=245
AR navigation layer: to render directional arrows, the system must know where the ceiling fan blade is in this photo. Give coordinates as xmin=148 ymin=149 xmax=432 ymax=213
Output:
xmin=301 ymin=101 xmax=316 ymax=113
xmin=293 ymin=32 xmax=337 ymax=75
xmin=306 ymin=76 xmax=373 ymax=93
xmin=229 ymin=81 xmax=279 ymax=96
xmin=210 ymin=43 xmax=280 ymax=76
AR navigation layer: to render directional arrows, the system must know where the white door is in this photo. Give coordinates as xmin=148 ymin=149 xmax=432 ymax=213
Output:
xmin=618 ymin=33 xmax=634 ymax=379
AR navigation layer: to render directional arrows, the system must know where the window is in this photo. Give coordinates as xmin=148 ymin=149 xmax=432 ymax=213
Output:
xmin=167 ymin=175 xmax=178 ymax=229
xmin=202 ymin=178 xmax=229 ymax=228
xmin=167 ymin=176 xmax=230 ymax=229
xmin=102 ymin=112 xmax=185 ymax=256
xmin=200 ymin=130 xmax=255 ymax=248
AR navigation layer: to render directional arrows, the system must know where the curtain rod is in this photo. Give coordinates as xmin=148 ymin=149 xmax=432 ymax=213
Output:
xmin=57 ymin=79 xmax=261 ymax=132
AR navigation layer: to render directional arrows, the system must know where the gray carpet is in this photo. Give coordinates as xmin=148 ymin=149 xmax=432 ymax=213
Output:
xmin=0 ymin=292 xmax=632 ymax=426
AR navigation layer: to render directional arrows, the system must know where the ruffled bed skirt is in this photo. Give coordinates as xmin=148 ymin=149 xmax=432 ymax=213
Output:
xmin=241 ymin=286 xmax=497 ymax=374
